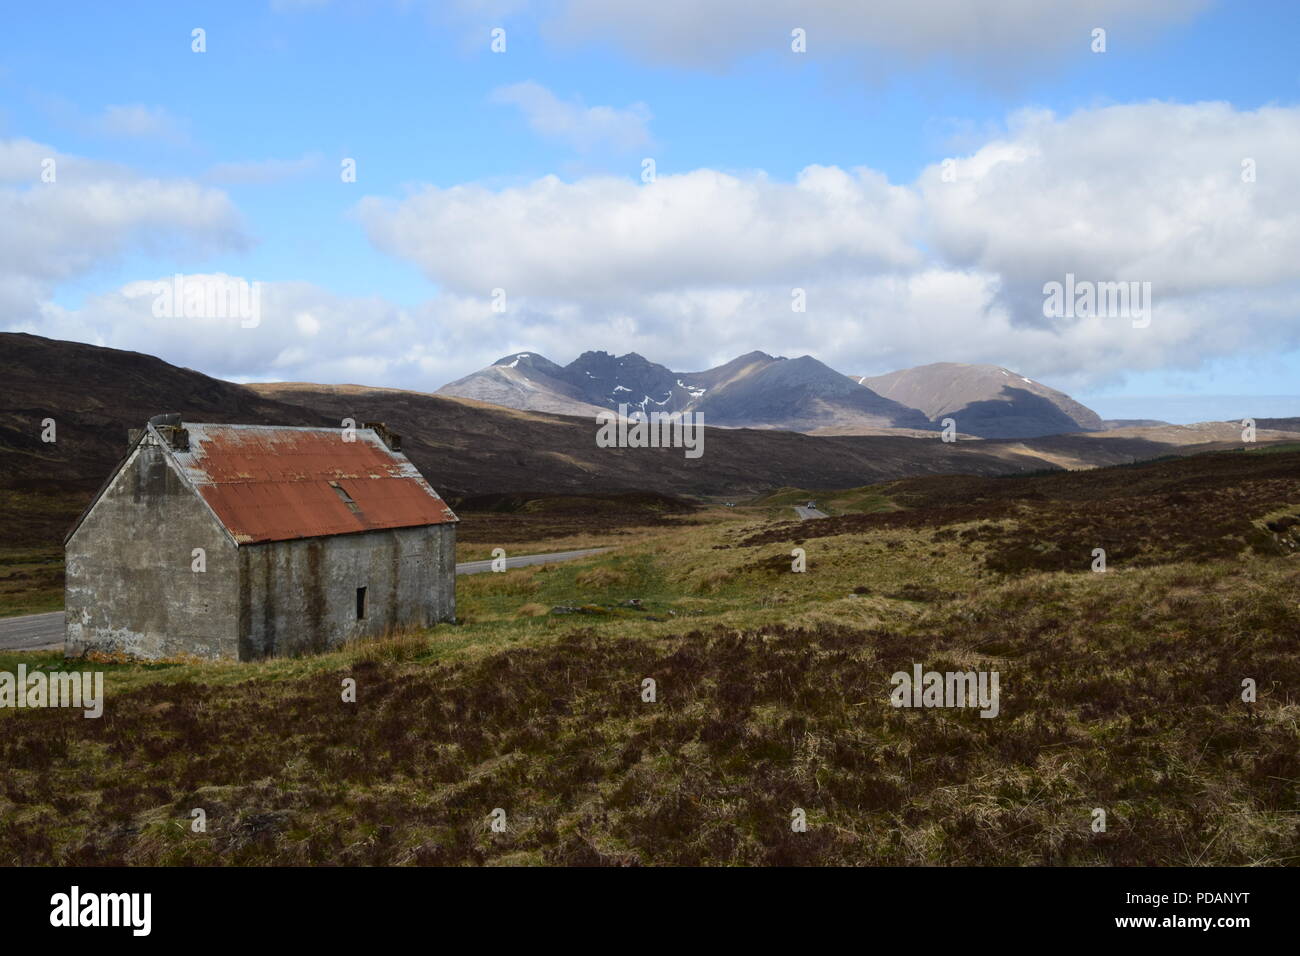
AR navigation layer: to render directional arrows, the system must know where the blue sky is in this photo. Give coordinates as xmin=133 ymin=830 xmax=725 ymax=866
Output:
xmin=3 ymin=0 xmax=1298 ymax=422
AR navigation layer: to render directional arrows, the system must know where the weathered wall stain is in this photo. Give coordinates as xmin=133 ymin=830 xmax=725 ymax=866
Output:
xmin=238 ymin=524 xmax=454 ymax=660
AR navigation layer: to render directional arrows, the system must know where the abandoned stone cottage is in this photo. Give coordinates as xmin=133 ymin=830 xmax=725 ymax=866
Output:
xmin=64 ymin=416 xmax=459 ymax=661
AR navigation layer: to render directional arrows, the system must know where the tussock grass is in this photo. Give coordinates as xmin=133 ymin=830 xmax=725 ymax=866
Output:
xmin=4 ymin=567 xmax=1298 ymax=865
xmin=3 ymin=449 xmax=1298 ymax=865
xmin=574 ymin=567 xmax=629 ymax=589
xmin=348 ymin=628 xmax=432 ymax=665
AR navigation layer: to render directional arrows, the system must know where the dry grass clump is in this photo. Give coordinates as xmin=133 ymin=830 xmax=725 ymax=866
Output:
xmin=494 ymin=570 xmax=542 ymax=596
xmin=689 ymin=567 xmax=734 ymax=594
xmin=348 ymin=628 xmax=430 ymax=664
xmin=575 ymin=567 xmax=628 ymax=588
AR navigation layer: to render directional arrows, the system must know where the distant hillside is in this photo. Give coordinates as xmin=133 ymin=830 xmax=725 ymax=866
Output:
xmin=0 ymin=333 xmax=1043 ymax=509
xmin=1254 ymin=417 xmax=1300 ymax=433
xmin=1088 ymin=420 xmax=1300 ymax=445
xmin=1101 ymin=419 xmax=1172 ymax=430
xmin=4 ymin=333 xmax=1283 ymax=551
xmin=858 ymin=362 xmax=1103 ymax=438
xmin=252 ymin=382 xmax=1060 ymax=500
xmin=0 ymin=333 xmax=329 ymax=493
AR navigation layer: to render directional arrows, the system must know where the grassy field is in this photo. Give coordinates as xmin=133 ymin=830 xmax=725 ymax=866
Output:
xmin=749 ymin=485 xmax=898 ymax=519
xmin=0 ymin=548 xmax=63 ymax=617
xmin=1 ymin=448 xmax=1298 ymax=865
xmin=0 ymin=490 xmax=700 ymax=615
xmin=0 ymin=487 xmax=86 ymax=617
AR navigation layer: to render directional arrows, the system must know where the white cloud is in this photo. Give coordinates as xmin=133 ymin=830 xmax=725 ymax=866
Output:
xmin=28 ymin=263 xmax=1298 ymax=397
xmin=542 ymin=0 xmax=1208 ymax=77
xmin=491 ymin=81 xmax=653 ymax=153
xmin=268 ymin=1 xmax=1209 ymax=83
xmin=921 ymin=102 xmax=1300 ymax=317
xmin=345 ymin=100 xmax=1300 ymax=390
xmin=0 ymin=138 xmax=248 ymax=322
xmin=12 ymin=102 xmax=1300 ymax=397
xmin=26 ymin=275 xmax=495 ymax=389
xmin=356 ymin=164 xmax=921 ymax=297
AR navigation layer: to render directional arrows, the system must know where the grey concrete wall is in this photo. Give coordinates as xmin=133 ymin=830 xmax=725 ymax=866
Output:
xmin=65 ymin=436 xmax=239 ymax=660
xmin=237 ymin=523 xmax=456 ymax=660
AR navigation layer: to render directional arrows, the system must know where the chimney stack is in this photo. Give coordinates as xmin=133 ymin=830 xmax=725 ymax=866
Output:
xmin=365 ymin=421 xmax=401 ymax=452
xmin=148 ymin=413 xmax=189 ymax=451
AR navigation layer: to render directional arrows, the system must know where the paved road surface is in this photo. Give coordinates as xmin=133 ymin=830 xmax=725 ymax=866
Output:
xmin=455 ymin=547 xmax=610 ymax=575
xmin=0 ymin=547 xmax=612 ymax=652
xmin=793 ymin=505 xmax=830 ymax=520
xmin=0 ymin=611 xmax=65 ymax=652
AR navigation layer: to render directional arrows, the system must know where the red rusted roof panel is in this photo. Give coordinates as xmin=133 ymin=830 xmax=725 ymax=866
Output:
xmin=173 ymin=424 xmax=457 ymax=544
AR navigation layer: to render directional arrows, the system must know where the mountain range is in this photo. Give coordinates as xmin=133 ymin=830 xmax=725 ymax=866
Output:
xmin=4 ymin=332 xmax=1298 ymax=554
xmin=857 ymin=362 xmax=1105 ymax=439
xmin=438 ymin=351 xmax=1107 ymax=439
xmin=437 ymin=349 xmax=933 ymax=432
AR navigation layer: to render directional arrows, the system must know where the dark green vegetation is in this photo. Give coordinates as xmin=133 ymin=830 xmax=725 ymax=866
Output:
xmin=1 ymin=447 xmax=1297 ymax=865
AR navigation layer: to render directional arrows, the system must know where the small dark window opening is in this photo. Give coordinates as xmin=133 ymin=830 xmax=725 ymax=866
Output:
xmin=356 ymin=586 xmax=367 ymax=620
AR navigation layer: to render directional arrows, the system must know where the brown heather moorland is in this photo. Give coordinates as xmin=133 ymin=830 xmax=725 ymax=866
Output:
xmin=1 ymin=446 xmax=1298 ymax=865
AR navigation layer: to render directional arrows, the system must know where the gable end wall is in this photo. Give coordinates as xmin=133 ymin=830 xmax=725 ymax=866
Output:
xmin=64 ymin=436 xmax=239 ymax=660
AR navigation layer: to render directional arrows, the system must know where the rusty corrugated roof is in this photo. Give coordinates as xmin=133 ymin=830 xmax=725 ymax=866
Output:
xmin=169 ymin=423 xmax=458 ymax=544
